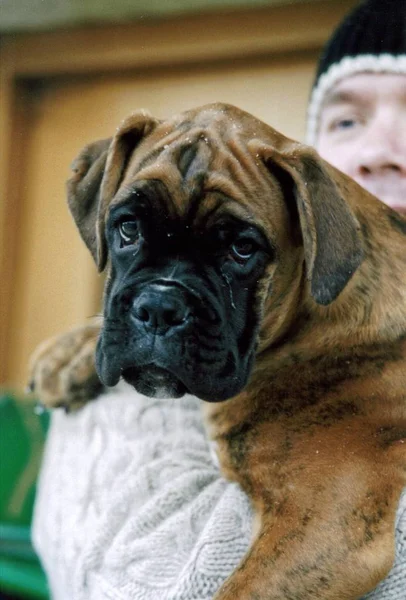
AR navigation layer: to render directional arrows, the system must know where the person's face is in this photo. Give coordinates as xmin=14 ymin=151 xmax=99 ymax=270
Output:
xmin=316 ymin=73 xmax=406 ymax=215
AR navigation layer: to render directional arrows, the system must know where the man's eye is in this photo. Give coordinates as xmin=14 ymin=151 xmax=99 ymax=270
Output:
xmin=331 ymin=117 xmax=358 ymax=131
xmin=230 ymin=238 xmax=257 ymax=261
xmin=337 ymin=119 xmax=355 ymax=129
xmin=118 ymin=220 xmax=140 ymax=245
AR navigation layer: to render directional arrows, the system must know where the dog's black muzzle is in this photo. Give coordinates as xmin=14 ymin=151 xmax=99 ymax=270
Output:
xmin=95 ymin=271 xmax=252 ymax=401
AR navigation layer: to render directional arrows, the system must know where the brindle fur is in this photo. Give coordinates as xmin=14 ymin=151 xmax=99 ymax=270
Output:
xmin=29 ymin=104 xmax=406 ymax=599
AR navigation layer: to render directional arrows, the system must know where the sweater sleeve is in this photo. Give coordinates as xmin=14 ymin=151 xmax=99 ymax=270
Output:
xmin=32 ymin=384 xmax=252 ymax=600
xmin=32 ymin=384 xmax=406 ymax=600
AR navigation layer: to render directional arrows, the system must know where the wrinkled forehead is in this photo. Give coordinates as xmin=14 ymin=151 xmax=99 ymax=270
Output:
xmin=118 ymin=107 xmax=284 ymax=229
xmin=123 ymin=105 xmax=248 ymax=182
xmin=123 ymin=115 xmax=215 ymax=191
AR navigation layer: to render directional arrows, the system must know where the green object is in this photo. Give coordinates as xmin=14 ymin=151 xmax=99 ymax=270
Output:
xmin=0 ymin=393 xmax=50 ymax=599
xmin=0 ymin=556 xmax=48 ymax=599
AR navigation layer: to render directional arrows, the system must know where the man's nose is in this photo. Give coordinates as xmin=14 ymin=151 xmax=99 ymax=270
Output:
xmin=357 ymin=149 xmax=405 ymax=178
xmin=355 ymin=120 xmax=406 ymax=179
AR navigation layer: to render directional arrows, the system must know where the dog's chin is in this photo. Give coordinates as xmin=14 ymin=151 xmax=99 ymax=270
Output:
xmin=122 ymin=365 xmax=187 ymax=399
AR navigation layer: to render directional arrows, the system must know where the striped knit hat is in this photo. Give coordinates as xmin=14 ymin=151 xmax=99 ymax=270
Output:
xmin=307 ymin=0 xmax=406 ymax=146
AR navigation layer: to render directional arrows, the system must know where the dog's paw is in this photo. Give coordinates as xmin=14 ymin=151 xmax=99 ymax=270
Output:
xmin=28 ymin=323 xmax=104 ymax=411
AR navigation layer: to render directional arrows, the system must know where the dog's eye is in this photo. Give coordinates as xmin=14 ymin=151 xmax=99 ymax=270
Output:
xmin=230 ymin=238 xmax=257 ymax=261
xmin=118 ymin=219 xmax=140 ymax=246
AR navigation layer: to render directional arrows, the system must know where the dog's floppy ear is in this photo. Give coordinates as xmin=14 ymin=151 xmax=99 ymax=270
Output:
xmin=67 ymin=110 xmax=159 ymax=271
xmin=259 ymin=143 xmax=364 ymax=305
xmin=67 ymin=138 xmax=111 ymax=270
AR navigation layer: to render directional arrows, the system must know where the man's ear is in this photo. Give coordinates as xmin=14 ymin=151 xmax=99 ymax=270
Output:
xmin=258 ymin=143 xmax=364 ymax=305
xmin=67 ymin=110 xmax=159 ymax=271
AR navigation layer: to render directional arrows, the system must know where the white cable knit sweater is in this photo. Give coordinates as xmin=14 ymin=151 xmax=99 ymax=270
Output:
xmin=32 ymin=384 xmax=406 ymax=600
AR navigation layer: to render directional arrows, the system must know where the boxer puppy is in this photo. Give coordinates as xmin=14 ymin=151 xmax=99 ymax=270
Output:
xmin=30 ymin=104 xmax=406 ymax=599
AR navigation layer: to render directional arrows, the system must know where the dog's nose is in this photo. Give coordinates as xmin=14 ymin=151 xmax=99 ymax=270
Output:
xmin=131 ymin=284 xmax=191 ymax=335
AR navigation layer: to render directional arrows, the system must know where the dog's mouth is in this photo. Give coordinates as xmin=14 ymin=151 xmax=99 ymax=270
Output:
xmin=122 ymin=364 xmax=187 ymax=398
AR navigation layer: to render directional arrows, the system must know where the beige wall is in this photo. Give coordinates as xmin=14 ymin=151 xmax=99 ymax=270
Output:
xmin=0 ymin=0 xmax=357 ymax=390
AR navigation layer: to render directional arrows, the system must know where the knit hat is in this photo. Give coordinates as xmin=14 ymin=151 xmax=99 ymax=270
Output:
xmin=306 ymin=0 xmax=406 ymax=145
